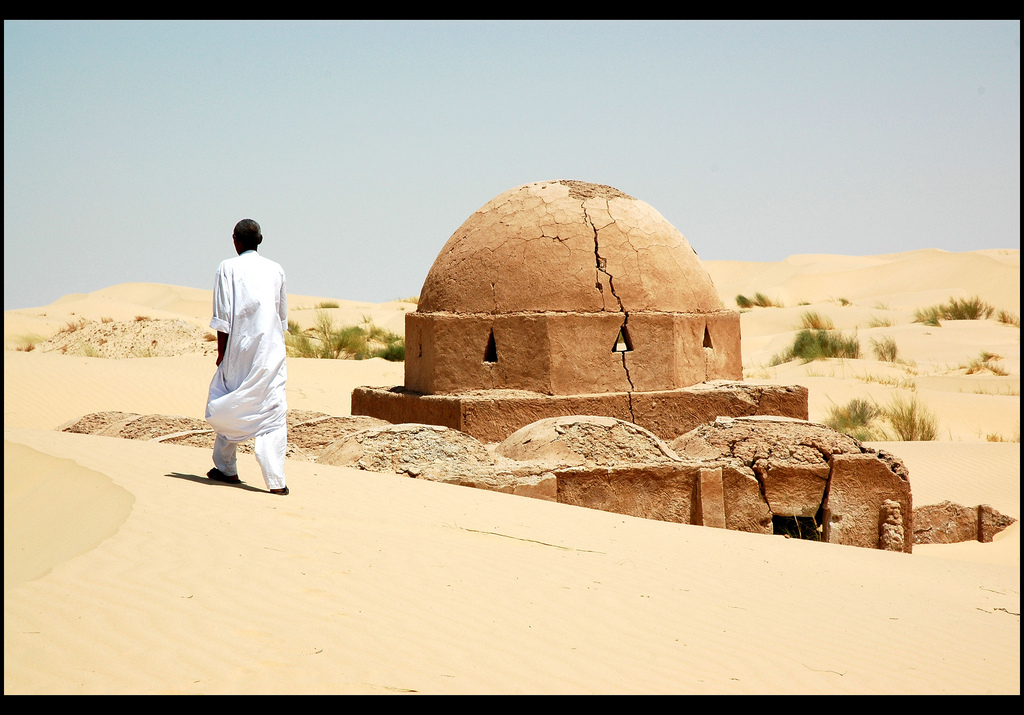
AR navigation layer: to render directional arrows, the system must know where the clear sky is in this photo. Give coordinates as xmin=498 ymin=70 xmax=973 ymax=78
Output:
xmin=4 ymin=20 xmax=1020 ymax=310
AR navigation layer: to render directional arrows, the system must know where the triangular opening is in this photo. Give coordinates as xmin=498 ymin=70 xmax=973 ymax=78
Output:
xmin=483 ymin=330 xmax=498 ymax=363
xmin=612 ymin=324 xmax=633 ymax=353
xmin=703 ymin=325 xmax=713 ymax=349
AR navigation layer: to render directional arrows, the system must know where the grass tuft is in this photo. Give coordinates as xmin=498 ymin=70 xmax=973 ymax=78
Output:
xmin=866 ymin=315 xmax=897 ymax=328
xmin=914 ymin=296 xmax=999 ymax=327
xmin=961 ymin=352 xmax=1008 ymax=376
xmin=826 ymin=394 xmax=939 ymax=441
xmin=871 ymin=336 xmax=900 ymax=363
xmin=770 ymin=329 xmax=860 ymax=365
xmin=316 ymin=301 xmax=340 ymax=309
xmin=736 ymin=292 xmax=783 ymax=309
xmin=286 ymin=310 xmax=404 ymax=361
xmin=824 ymin=398 xmax=884 ymax=441
xmin=59 ymin=317 xmax=88 ymax=334
xmin=884 ymin=394 xmax=939 ymax=441
xmin=944 ymin=296 xmax=994 ymax=321
xmin=996 ymin=309 xmax=1020 ymax=328
xmin=800 ymin=311 xmax=834 ymax=331
xmin=913 ymin=305 xmax=943 ymax=327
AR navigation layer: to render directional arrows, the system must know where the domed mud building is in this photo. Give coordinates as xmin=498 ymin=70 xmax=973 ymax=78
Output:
xmin=353 ymin=180 xmax=808 ymax=443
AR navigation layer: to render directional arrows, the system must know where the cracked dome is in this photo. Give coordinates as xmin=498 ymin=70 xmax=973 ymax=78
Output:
xmin=404 ymin=180 xmax=742 ymax=397
xmin=418 ymin=180 xmax=725 ymax=314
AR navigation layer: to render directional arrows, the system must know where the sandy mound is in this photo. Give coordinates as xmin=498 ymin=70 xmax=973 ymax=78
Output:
xmin=4 ymin=440 xmax=135 ymax=589
xmin=496 ymin=416 xmax=681 ymax=467
xmin=36 ymin=317 xmax=217 ymax=358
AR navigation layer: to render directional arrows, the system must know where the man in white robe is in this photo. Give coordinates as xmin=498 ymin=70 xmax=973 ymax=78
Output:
xmin=205 ymin=219 xmax=290 ymax=495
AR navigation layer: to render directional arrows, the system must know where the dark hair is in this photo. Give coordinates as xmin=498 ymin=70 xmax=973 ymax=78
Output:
xmin=233 ymin=219 xmax=262 ymax=249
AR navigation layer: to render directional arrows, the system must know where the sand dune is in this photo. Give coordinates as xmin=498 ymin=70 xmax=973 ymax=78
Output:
xmin=4 ymin=249 xmax=1019 ymax=694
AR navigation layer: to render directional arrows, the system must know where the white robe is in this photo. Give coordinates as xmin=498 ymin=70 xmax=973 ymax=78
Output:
xmin=205 ymin=250 xmax=288 ymax=443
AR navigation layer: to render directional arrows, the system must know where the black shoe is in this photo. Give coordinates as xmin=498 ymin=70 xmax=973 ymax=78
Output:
xmin=207 ymin=468 xmax=241 ymax=485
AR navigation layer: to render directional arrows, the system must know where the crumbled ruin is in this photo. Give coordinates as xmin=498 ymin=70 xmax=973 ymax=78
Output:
xmin=59 ymin=410 xmax=1016 ymax=548
xmin=671 ymin=416 xmax=914 ymax=551
xmin=352 ymin=180 xmax=807 ymax=441
xmin=914 ymin=501 xmax=1017 ymax=544
xmin=58 ymin=410 xmax=389 ymax=461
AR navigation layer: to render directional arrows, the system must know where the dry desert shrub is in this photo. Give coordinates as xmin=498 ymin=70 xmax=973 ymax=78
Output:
xmin=316 ymin=300 xmax=340 ymax=309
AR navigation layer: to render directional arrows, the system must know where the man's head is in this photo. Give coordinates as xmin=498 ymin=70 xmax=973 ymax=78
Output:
xmin=232 ymin=219 xmax=263 ymax=254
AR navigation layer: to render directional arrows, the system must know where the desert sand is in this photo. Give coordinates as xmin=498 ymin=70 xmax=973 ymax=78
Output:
xmin=4 ymin=248 xmax=1019 ymax=694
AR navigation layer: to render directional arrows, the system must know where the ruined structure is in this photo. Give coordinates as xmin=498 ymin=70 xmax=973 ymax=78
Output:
xmin=671 ymin=416 xmax=914 ymax=551
xmin=353 ymin=180 xmax=807 ymax=441
xmin=60 ymin=410 xmax=1017 ymax=550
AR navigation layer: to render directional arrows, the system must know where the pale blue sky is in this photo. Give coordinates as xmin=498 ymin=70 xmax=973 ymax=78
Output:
xmin=4 ymin=20 xmax=1020 ymax=310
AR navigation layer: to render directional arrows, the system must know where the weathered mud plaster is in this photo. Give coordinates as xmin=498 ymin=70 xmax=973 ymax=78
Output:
xmin=356 ymin=180 xmax=801 ymax=438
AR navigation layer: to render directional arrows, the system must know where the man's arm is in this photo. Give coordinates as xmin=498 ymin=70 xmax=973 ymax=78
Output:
xmin=217 ymin=331 xmax=228 ymax=366
xmin=210 ymin=262 xmax=232 ymax=366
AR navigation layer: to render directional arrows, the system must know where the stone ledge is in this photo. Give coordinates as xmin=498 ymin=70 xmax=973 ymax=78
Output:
xmin=351 ymin=381 xmax=808 ymax=443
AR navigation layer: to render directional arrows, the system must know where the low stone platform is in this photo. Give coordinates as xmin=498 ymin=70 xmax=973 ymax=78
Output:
xmin=351 ymin=381 xmax=809 ymax=443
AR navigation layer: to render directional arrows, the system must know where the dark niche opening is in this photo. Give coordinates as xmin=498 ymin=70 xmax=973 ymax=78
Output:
xmin=484 ymin=330 xmax=498 ymax=363
xmin=772 ymin=507 xmax=824 ymax=541
xmin=612 ymin=324 xmax=633 ymax=353
xmin=703 ymin=325 xmax=713 ymax=349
